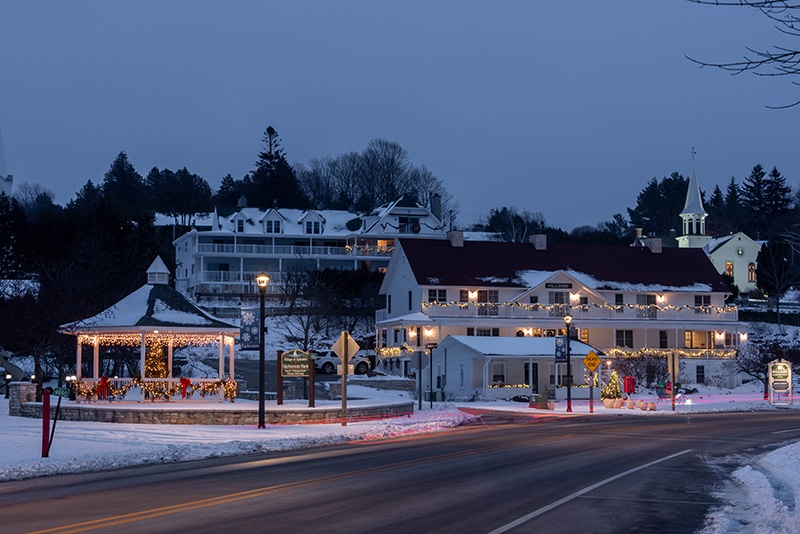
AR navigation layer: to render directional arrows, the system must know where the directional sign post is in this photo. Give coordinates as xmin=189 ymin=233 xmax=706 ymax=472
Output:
xmin=583 ymin=351 xmax=601 ymax=413
xmin=332 ymin=332 xmax=360 ymax=426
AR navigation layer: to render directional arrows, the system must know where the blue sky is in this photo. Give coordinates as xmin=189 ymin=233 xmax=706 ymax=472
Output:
xmin=1 ymin=1 xmax=798 ymax=230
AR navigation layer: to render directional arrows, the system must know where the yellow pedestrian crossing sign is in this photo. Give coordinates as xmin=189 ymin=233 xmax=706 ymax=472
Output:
xmin=583 ymin=351 xmax=601 ymax=373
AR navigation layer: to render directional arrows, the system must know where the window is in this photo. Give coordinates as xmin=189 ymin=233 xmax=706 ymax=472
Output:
xmin=529 ymin=295 xmax=539 ymax=305
xmin=408 ymin=290 xmax=413 ymax=311
xmin=477 ymin=289 xmax=499 ymax=316
xmin=696 ymin=365 xmax=706 ymax=385
xmin=393 ymin=329 xmax=400 ymax=343
xmin=492 ymin=363 xmax=505 ymax=384
xmin=428 ymin=289 xmax=447 ymax=303
xmin=305 ymin=221 xmax=322 ymax=234
xmin=237 ymin=220 xmax=244 ymax=232
xmin=459 ymin=290 xmax=469 ymax=303
xmin=684 ymin=331 xmax=708 ymax=349
xmin=476 ymin=328 xmax=500 ymax=337
xmin=549 ymin=291 xmax=568 ymax=317
xmin=725 ymin=262 xmax=733 ymax=277
xmin=265 ymin=219 xmax=281 ymax=233
xmin=659 ymin=330 xmax=668 ymax=349
xmin=636 ymin=294 xmax=656 ymax=318
xmin=615 ymin=293 xmax=624 ymax=313
xmin=615 ymin=330 xmax=633 ymax=348
xmin=387 ymin=294 xmax=392 ymax=314
xmin=748 ymin=263 xmax=756 ymax=283
xmin=467 ymin=327 xmax=474 ymax=336
xmin=694 ymin=295 xmax=711 ymax=314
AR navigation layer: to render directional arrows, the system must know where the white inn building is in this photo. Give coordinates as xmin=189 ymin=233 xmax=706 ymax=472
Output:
xmin=376 ymin=232 xmax=746 ymax=400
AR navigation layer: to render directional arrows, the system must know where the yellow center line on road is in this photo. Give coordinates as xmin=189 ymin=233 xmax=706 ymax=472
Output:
xmin=31 ymin=433 xmax=577 ymax=534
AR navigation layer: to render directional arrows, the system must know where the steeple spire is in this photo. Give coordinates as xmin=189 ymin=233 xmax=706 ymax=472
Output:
xmin=677 ymin=148 xmax=711 ymax=249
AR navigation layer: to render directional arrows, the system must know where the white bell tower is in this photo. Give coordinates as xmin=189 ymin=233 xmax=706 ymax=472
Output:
xmin=677 ymin=148 xmax=711 ymax=249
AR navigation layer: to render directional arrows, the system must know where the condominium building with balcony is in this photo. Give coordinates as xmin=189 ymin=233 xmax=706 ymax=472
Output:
xmin=376 ymin=232 xmax=746 ymax=399
xmin=173 ymin=194 xmax=447 ymax=311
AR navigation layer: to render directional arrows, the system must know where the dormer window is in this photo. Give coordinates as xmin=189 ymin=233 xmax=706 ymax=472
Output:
xmin=265 ymin=219 xmax=281 ymax=234
xmin=237 ymin=220 xmax=244 ymax=233
xmin=305 ymin=221 xmax=322 ymax=234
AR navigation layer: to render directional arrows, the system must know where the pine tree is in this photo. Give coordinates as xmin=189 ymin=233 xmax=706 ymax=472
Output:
xmin=741 ymin=164 xmax=768 ymax=238
xmin=764 ymin=166 xmax=793 ymax=230
xmin=246 ymin=126 xmax=311 ymax=209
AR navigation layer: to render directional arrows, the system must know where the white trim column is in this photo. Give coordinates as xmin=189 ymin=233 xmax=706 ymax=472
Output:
xmin=139 ymin=332 xmax=146 ymax=404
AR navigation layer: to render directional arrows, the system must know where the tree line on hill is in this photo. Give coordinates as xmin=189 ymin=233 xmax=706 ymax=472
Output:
xmin=2 ymin=124 xmax=800 ymax=384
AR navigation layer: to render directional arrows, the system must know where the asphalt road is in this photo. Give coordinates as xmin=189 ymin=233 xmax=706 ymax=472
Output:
xmin=2 ymin=410 xmax=798 ymax=534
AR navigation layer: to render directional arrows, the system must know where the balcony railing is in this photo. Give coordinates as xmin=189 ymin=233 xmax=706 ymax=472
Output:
xmin=197 ymin=243 xmax=383 ymax=258
xmin=417 ymin=303 xmax=738 ymax=322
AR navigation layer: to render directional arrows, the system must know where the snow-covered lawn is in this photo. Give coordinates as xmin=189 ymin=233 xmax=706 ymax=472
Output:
xmin=1 ymin=381 xmax=798 ymax=533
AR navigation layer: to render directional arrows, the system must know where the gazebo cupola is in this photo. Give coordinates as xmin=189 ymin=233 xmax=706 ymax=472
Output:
xmin=147 ymin=256 xmax=170 ymax=285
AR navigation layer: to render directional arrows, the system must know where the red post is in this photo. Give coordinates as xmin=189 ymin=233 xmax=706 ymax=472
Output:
xmin=42 ymin=389 xmax=50 ymax=458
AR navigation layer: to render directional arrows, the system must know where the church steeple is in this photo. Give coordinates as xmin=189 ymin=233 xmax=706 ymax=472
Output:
xmin=677 ymin=148 xmax=711 ymax=249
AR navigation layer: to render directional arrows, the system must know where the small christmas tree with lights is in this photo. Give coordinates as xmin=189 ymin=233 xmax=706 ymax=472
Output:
xmin=145 ymin=345 xmax=168 ymax=378
xmin=602 ymin=370 xmax=622 ymax=399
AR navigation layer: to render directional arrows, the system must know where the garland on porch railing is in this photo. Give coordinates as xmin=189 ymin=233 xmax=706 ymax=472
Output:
xmin=606 ymin=348 xmax=738 ymax=359
xmin=72 ymin=377 xmax=239 ymax=402
xmin=421 ymin=301 xmax=737 ymax=314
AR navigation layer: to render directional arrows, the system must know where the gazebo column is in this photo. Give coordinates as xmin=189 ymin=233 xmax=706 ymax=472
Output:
xmin=228 ymin=336 xmax=235 ymax=381
xmin=218 ymin=334 xmax=224 ymax=402
xmin=139 ymin=332 xmax=146 ymax=404
xmin=76 ymin=340 xmax=82 ymax=380
xmin=167 ymin=337 xmax=174 ymax=379
xmin=93 ymin=338 xmax=100 ymax=379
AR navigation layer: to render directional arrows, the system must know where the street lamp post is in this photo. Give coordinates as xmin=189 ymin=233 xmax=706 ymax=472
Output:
xmin=256 ymin=273 xmax=270 ymax=429
xmin=4 ymin=373 xmax=11 ymax=399
xmin=564 ymin=313 xmax=573 ymax=413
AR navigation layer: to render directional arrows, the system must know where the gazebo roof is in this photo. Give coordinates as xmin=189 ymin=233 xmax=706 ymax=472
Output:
xmin=60 ymin=258 xmax=237 ymax=335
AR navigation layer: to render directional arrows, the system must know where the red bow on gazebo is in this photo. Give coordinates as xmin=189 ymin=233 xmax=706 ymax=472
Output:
xmin=179 ymin=377 xmax=192 ymax=399
xmin=97 ymin=376 xmax=110 ymax=400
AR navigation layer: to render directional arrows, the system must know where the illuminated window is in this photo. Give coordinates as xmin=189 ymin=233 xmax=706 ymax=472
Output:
xmin=725 ymin=262 xmax=733 ymax=277
xmin=748 ymin=263 xmax=756 ymax=283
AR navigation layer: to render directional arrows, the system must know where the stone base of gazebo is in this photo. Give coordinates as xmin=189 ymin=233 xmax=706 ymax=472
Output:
xmin=15 ymin=399 xmax=415 ymax=425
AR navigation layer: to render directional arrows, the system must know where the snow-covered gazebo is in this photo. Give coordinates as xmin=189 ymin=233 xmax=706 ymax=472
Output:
xmin=59 ymin=257 xmax=239 ymax=402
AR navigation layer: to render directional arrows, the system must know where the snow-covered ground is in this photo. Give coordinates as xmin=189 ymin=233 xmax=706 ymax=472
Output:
xmin=1 ymin=381 xmax=798 ymax=533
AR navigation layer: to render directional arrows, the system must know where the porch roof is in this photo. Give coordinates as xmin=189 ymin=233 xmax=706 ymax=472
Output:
xmin=441 ymin=335 xmax=599 ymax=358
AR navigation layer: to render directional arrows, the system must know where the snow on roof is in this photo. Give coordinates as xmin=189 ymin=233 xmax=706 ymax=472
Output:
xmin=62 ymin=284 xmax=237 ymax=332
xmin=376 ymin=311 xmax=431 ymax=326
xmin=443 ymin=335 xmax=597 ymax=357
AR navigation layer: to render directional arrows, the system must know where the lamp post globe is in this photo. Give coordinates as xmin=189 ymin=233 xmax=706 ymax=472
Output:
xmin=564 ymin=313 xmax=573 ymax=413
xmin=256 ymin=273 xmax=270 ymax=429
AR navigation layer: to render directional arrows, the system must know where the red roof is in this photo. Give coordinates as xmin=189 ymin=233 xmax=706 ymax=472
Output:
xmin=398 ymin=238 xmax=730 ymax=293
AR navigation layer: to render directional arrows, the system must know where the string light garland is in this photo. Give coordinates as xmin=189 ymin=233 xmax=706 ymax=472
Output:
xmin=345 ymin=244 xmax=394 ymax=254
xmin=77 ymin=333 xmax=235 ymax=348
xmin=607 ymin=348 xmax=738 ymax=359
xmin=421 ymin=301 xmax=737 ymax=314
xmin=72 ymin=377 xmax=238 ymax=402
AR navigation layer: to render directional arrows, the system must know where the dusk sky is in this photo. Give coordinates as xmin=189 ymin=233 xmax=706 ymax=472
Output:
xmin=1 ymin=1 xmax=798 ymax=230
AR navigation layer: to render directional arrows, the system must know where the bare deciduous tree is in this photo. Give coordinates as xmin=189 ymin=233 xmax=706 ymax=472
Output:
xmin=687 ymin=1 xmax=800 ymax=108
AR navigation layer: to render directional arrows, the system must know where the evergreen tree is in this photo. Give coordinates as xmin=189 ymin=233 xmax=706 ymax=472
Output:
xmin=763 ymin=166 xmax=793 ymax=236
xmin=0 ymin=192 xmax=27 ymax=277
xmin=213 ymin=174 xmax=245 ymax=209
xmin=147 ymin=167 xmax=213 ymax=225
xmin=102 ymin=152 xmax=152 ymax=225
xmin=741 ymin=164 xmax=768 ymax=238
xmin=246 ymin=126 xmax=310 ymax=209
xmin=705 ymin=184 xmax=726 ymax=236
xmin=627 ymin=173 xmax=688 ymax=236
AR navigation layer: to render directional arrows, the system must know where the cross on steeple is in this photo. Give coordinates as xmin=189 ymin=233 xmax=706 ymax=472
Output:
xmin=691 ymin=146 xmax=696 ymax=161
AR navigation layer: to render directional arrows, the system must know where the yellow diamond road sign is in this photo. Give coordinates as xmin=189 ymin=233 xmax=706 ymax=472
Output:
xmin=583 ymin=350 xmax=601 ymax=373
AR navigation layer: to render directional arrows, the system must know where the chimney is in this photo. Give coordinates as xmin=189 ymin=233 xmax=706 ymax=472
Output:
xmin=643 ymin=237 xmax=662 ymax=253
xmin=237 ymin=195 xmax=247 ymax=208
xmin=447 ymin=230 xmax=464 ymax=247
xmin=530 ymin=234 xmax=547 ymax=251
xmin=430 ymin=193 xmax=443 ymax=222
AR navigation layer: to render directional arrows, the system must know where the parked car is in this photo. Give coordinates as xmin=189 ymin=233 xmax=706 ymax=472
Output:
xmin=311 ymin=350 xmax=371 ymax=375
